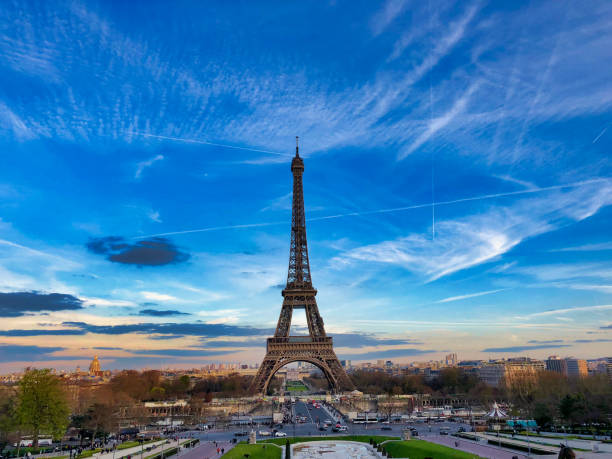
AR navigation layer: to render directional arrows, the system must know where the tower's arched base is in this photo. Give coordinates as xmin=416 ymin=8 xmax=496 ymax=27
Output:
xmin=250 ymin=336 xmax=354 ymax=395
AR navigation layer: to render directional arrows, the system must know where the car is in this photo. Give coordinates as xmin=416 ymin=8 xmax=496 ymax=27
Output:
xmin=318 ymin=426 xmax=327 ymax=431
xmin=274 ymin=432 xmax=287 ymax=437
xmin=458 ymin=427 xmax=466 ymax=433
xmin=440 ymin=430 xmax=449 ymax=435
xmin=258 ymin=431 xmax=271 ymax=436
xmin=234 ymin=431 xmax=248 ymax=437
xmin=381 ymin=426 xmax=392 ymax=431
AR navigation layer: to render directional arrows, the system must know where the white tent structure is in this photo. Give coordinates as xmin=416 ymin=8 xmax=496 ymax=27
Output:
xmin=486 ymin=401 xmax=508 ymax=419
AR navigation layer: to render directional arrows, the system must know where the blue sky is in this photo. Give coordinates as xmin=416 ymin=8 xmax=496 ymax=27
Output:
xmin=0 ymin=0 xmax=611 ymax=372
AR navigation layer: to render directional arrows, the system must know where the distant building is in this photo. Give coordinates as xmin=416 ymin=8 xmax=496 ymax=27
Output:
xmin=565 ymin=358 xmax=588 ymax=377
xmin=445 ymin=353 xmax=458 ymax=366
xmin=478 ymin=358 xmax=544 ymax=387
xmin=478 ymin=364 xmax=506 ymax=387
xmin=546 ymin=356 xmax=567 ymax=374
xmin=89 ymin=355 xmax=102 ymax=376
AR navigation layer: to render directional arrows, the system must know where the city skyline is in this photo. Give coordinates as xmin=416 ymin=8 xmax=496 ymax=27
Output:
xmin=1 ymin=1 xmax=612 ymax=373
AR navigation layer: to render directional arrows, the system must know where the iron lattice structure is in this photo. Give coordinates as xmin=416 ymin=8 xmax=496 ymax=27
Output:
xmin=250 ymin=139 xmax=354 ymax=395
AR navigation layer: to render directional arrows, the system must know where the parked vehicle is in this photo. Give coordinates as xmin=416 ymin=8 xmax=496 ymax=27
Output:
xmin=258 ymin=431 xmax=271 ymax=436
xmin=274 ymin=432 xmax=287 ymax=437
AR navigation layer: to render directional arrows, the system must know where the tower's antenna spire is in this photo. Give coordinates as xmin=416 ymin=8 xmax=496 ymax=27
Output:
xmin=295 ymin=136 xmax=299 ymax=157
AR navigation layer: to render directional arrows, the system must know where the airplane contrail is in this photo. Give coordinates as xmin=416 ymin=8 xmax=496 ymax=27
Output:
xmin=592 ymin=126 xmax=608 ymax=144
xmin=128 ymin=131 xmax=291 ymax=157
xmin=132 ymin=177 xmax=609 ymax=239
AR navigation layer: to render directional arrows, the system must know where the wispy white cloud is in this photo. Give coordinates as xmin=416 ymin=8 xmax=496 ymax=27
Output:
xmin=333 ymin=179 xmax=612 ymax=281
xmin=397 ymin=82 xmax=480 ymax=160
xmin=435 ymin=288 xmax=506 ymax=304
xmin=0 ymin=101 xmax=32 ymax=139
xmin=552 ymin=242 xmax=612 ymax=252
xmin=197 ymin=309 xmax=245 ymax=324
xmin=135 ymin=154 xmax=164 ymax=179
xmin=514 ymin=263 xmax=612 ymax=282
xmin=81 ymin=297 xmax=136 ymax=308
xmin=517 ymin=304 xmax=612 ymax=319
xmin=494 ymin=175 xmax=536 ymax=190
xmin=370 ymin=0 xmax=409 ymax=36
xmin=141 ymin=291 xmax=177 ymax=302
xmin=147 ymin=209 xmax=162 ymax=223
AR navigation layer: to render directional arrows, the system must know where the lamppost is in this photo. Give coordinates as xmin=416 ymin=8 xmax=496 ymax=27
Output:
xmin=526 ymin=424 xmax=531 ymax=458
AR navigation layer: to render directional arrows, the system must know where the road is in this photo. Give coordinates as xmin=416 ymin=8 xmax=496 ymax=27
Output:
xmin=188 ymin=401 xmax=473 ymax=442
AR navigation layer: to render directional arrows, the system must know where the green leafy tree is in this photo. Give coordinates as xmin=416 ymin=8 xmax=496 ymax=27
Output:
xmin=0 ymin=387 xmax=17 ymax=449
xmin=14 ymin=369 xmax=70 ymax=446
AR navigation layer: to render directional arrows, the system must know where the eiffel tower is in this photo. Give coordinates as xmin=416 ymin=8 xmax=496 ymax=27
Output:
xmin=250 ymin=138 xmax=354 ymax=395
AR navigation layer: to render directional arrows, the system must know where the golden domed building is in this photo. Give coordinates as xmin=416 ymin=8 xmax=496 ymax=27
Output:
xmin=88 ymin=355 xmax=102 ymax=376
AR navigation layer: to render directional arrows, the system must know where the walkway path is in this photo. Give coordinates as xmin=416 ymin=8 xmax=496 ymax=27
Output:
xmin=180 ymin=441 xmax=233 ymax=459
xmin=96 ymin=439 xmax=185 ymax=459
xmin=424 ymin=434 xmax=551 ymax=459
xmin=499 ymin=433 xmax=612 ymax=454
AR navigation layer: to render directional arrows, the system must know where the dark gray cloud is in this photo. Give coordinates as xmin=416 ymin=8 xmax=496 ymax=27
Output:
xmin=0 ymin=291 xmax=83 ymax=317
xmin=201 ymin=339 xmax=264 ymax=348
xmin=527 ymin=339 xmax=564 ymax=344
xmin=573 ymin=339 xmax=612 ymax=343
xmin=92 ymin=346 xmax=123 ymax=350
xmin=86 ymin=236 xmax=190 ymax=266
xmin=139 ymin=309 xmax=190 ymax=317
xmin=601 ymin=325 xmax=612 ymax=329
xmin=339 ymin=348 xmax=435 ymax=360
xmin=334 ymin=333 xmax=423 ymax=348
xmin=150 ymin=334 xmax=185 ymax=340
xmin=0 ymin=321 xmax=270 ymax=338
xmin=61 ymin=321 xmax=272 ymax=338
xmin=0 ymin=344 xmax=65 ymax=362
xmin=482 ymin=344 xmax=571 ymax=352
xmin=0 ymin=329 xmax=85 ymax=336
xmin=131 ymin=348 xmax=237 ymax=357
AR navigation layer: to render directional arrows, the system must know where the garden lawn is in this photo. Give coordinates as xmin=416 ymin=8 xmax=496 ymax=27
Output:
xmin=384 ymin=440 xmax=486 ymax=459
xmin=262 ymin=435 xmax=399 ymax=445
xmin=117 ymin=439 xmax=159 ymax=450
xmin=222 ymin=444 xmax=280 ymax=459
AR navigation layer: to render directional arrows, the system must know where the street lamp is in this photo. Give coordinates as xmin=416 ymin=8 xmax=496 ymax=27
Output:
xmin=526 ymin=424 xmax=531 ymax=458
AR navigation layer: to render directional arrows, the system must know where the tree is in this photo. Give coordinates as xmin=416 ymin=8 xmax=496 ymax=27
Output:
xmin=84 ymin=403 xmax=116 ymax=447
xmin=14 ymin=369 xmax=70 ymax=446
xmin=0 ymin=386 xmax=17 ymax=449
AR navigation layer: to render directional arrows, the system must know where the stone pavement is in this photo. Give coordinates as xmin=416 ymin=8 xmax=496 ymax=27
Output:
xmin=178 ymin=440 xmax=233 ymax=459
xmin=424 ymin=434 xmax=553 ymax=459
xmin=500 ymin=433 xmax=612 ymax=455
xmin=96 ymin=439 xmax=182 ymax=459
